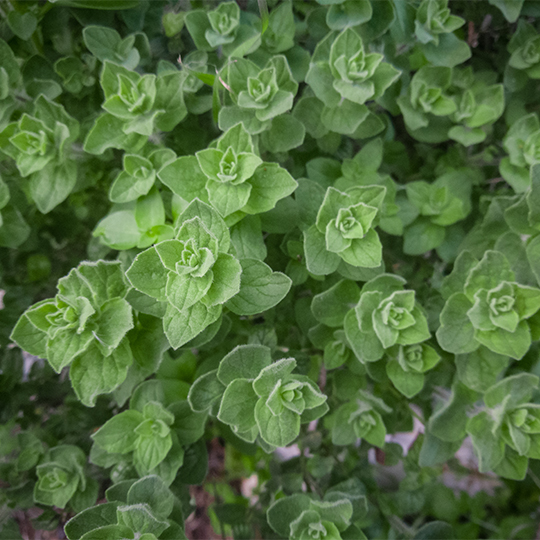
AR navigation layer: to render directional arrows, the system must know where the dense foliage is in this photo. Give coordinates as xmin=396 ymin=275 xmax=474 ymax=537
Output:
xmin=2 ymin=0 xmax=540 ymax=539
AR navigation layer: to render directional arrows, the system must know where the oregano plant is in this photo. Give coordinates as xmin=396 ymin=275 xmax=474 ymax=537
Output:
xmin=2 ymin=1 xmax=540 ymax=539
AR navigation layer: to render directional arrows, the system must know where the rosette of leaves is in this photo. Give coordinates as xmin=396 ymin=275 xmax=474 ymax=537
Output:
xmin=344 ymin=274 xmax=431 ymax=363
xmin=219 ymin=55 xmax=298 ymax=133
xmin=126 ymin=202 xmax=242 ymax=349
xmin=0 ymin=38 xmax=21 ymax=127
xmin=64 ymin=475 xmax=184 ymax=540
xmin=501 ymin=113 xmax=540 ymax=192
xmin=508 ymin=21 xmax=540 ymax=80
xmin=402 ymin=169 xmax=472 ymax=255
xmin=267 ymin=493 xmax=359 ymax=540
xmin=158 ymin=123 xmax=297 ymax=219
xmin=306 ymin=28 xmax=400 ymax=136
xmin=92 ymin=400 xmax=178 ymax=478
xmin=84 ymin=61 xmax=186 ymax=154
xmin=34 ymin=445 xmax=98 ymax=512
xmin=466 ymin=374 xmax=540 ymax=480
xmin=397 ymin=66 xmax=456 ymax=143
xmin=185 ymin=1 xmax=259 ymax=55
xmin=385 ymin=343 xmax=441 ymax=398
xmin=304 ymin=185 xmax=386 ymax=275
xmin=188 ymin=345 xmax=328 ymax=448
xmin=109 ymin=147 xmax=176 ymax=203
xmin=414 ymin=0 xmax=470 ymax=67
xmin=89 ymin=380 xmax=202 ymax=486
xmin=11 ymin=261 xmax=134 ymax=406
xmin=94 ymin=187 xmax=174 ymax=250
xmin=0 ymin=95 xmax=79 ymax=213
xmin=437 ymin=250 xmax=540 ymax=360
xmin=448 ymin=68 xmax=505 ymax=146
xmin=415 ymin=0 xmax=465 ymax=44
xmin=332 ymin=390 xmax=392 ymax=448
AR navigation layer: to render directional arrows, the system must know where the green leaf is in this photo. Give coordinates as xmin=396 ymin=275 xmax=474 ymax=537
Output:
xmin=327 ymin=0 xmax=372 ymax=30
xmin=467 ymin=412 xmax=505 ymax=472
xmin=208 ymin=180 xmax=252 ymax=217
xmin=126 ymin=247 xmax=168 ymax=302
xmin=10 ymin=312 xmax=48 ymax=358
xmin=242 ymin=163 xmax=298 ymax=215
xmin=203 ymin=253 xmax=242 ymax=306
xmin=488 ymin=0 xmax=524 ymax=22
xmin=93 ymin=210 xmax=140 ymax=250
xmin=311 ymin=280 xmax=360 ymax=327
xmin=83 ymin=26 xmax=139 ymax=69
xmin=226 ymin=259 xmax=291 ymax=316
xmin=267 ymin=495 xmax=311 ymax=538
xmin=293 ymin=97 xmax=328 ymax=139
xmin=84 ymin=113 xmax=146 ymax=155
xmin=133 ymin=431 xmax=172 ymax=473
xmin=338 ymin=229 xmax=383 ymax=268
xmin=157 ymin=156 xmax=209 ymax=204
xmin=46 ymin=327 xmax=94 ymax=373
xmin=30 ymin=160 xmax=78 ymax=214
xmin=65 ymin=502 xmax=119 ymax=540
xmin=475 ymin=320 xmax=531 ymax=360
xmin=321 ymin=101 xmax=370 ymax=135
xmin=386 ymin=361 xmax=424 ymax=398
xmin=154 ymin=71 xmax=188 ymax=131
xmin=92 ymin=410 xmax=144 ymax=454
xmin=127 ymin=475 xmax=174 ymax=520
xmin=218 ymin=378 xmax=259 ymax=432
xmin=165 ymin=272 xmax=213 ymax=312
xmin=94 ymin=298 xmax=134 ymax=351
xmin=413 ymin=522 xmax=455 ymax=540
xmin=455 ymin=347 xmax=509 ymax=393
xmin=422 ymin=33 xmax=471 ymax=68
xmin=304 ymin=225 xmax=341 ymax=276
xmin=79 ymin=525 xmax=133 ymax=540
xmin=217 ymin=344 xmax=272 ymax=385
xmin=526 ymin=234 xmax=540 ymax=288
xmin=344 ymin=309 xmax=385 ymax=363
xmin=230 ymin=215 xmax=267 ymax=260
xmin=7 ymin=11 xmax=37 ymax=40
xmin=70 ymin=339 xmax=133 ymax=407
xmin=429 ymin=381 xmax=477 ymax=442
xmin=0 ymin=205 xmax=31 ymax=249
xmin=403 ymin=219 xmax=446 ymax=255
xmin=163 ymin=302 xmax=222 ymax=349
xmin=493 ymin=447 xmax=528 ymax=480
xmin=188 ymin=369 xmax=225 ymax=412
xmin=117 ymin=504 xmax=169 ymax=537
xmin=261 ymin=114 xmax=305 ymax=153
xmin=436 ymin=293 xmax=478 ymax=354
xmin=169 ymin=401 xmax=207 ymax=445
xmin=484 ymin=373 xmax=539 ymax=408
xmin=255 ymin=399 xmax=300 ymax=447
